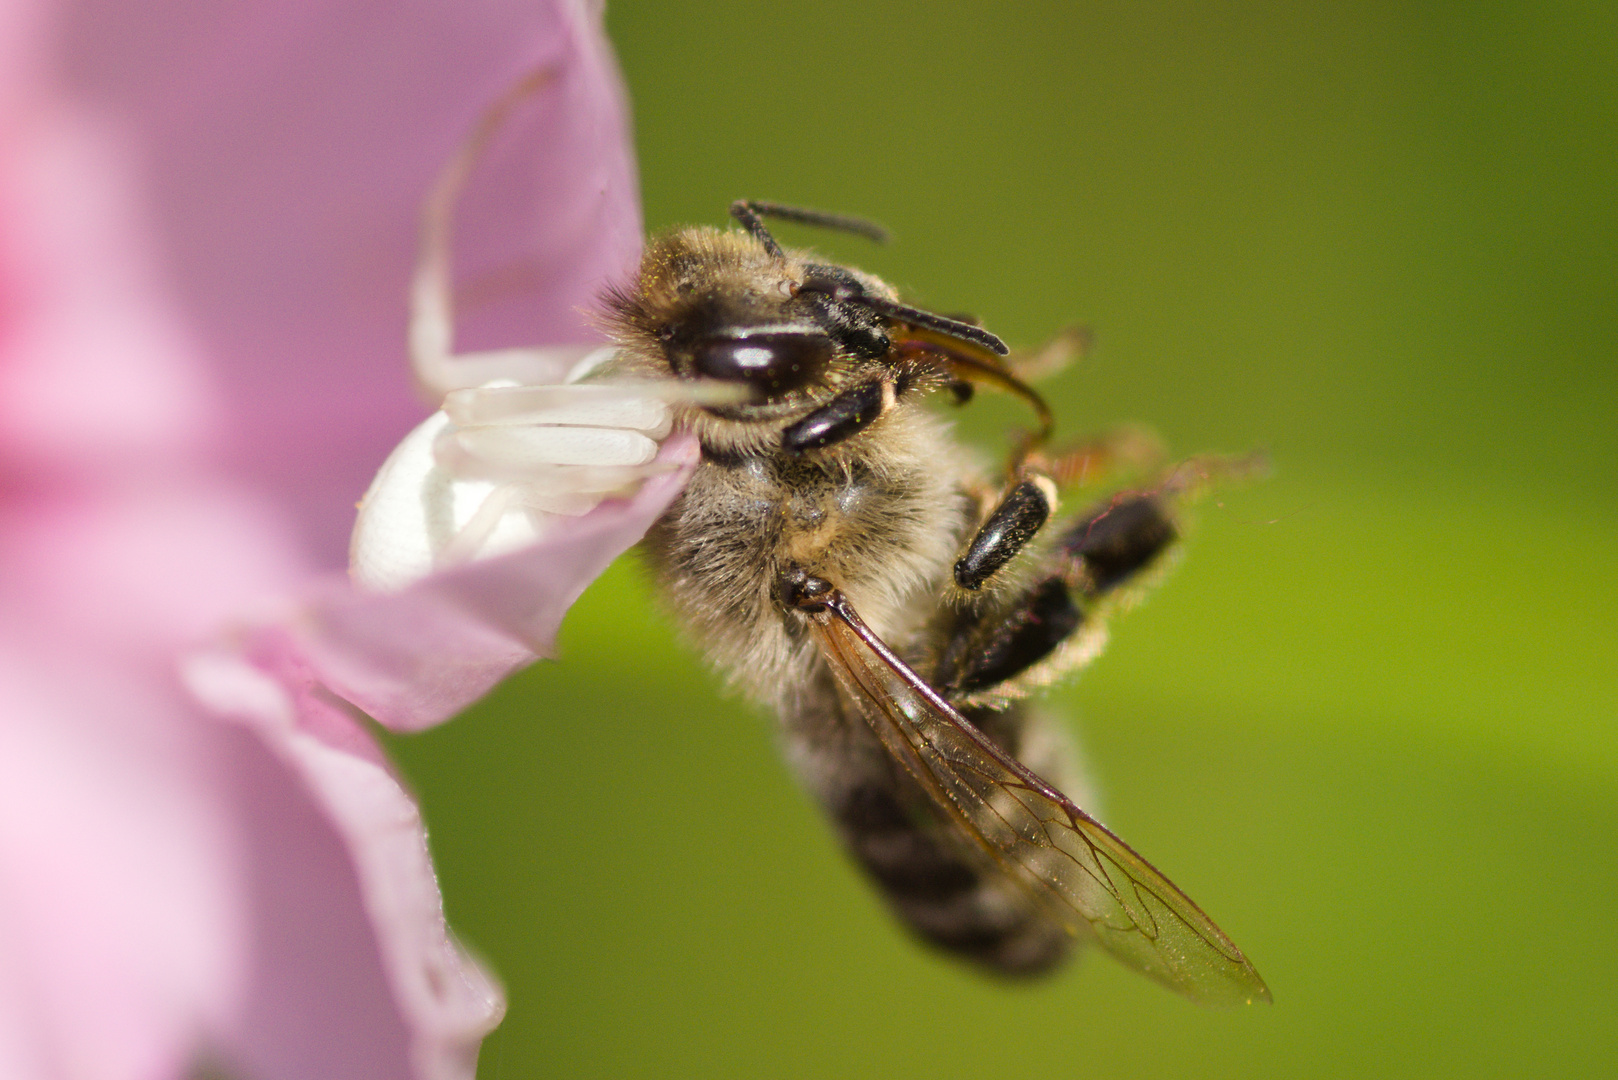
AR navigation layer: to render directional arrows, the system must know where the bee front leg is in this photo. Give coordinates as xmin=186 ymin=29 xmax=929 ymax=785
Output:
xmin=781 ymin=378 xmax=898 ymax=453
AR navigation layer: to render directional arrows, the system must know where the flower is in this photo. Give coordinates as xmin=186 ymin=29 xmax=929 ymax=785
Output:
xmin=0 ymin=1 xmax=684 ymax=1076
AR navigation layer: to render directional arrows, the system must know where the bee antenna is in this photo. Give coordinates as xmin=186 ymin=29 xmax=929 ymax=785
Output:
xmin=730 ymin=200 xmax=891 ymax=261
xmin=862 ymin=296 xmax=1011 ymax=356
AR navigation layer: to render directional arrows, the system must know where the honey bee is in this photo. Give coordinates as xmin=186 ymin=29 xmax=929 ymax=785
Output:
xmin=372 ymin=75 xmax=1268 ymax=1005
xmin=591 ymin=202 xmax=1270 ymax=1004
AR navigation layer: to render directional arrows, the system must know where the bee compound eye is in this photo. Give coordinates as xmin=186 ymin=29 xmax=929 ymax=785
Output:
xmin=691 ymin=333 xmax=835 ymax=394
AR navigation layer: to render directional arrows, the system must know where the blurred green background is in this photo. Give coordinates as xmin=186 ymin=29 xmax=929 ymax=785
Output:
xmin=383 ymin=2 xmax=1618 ymax=1076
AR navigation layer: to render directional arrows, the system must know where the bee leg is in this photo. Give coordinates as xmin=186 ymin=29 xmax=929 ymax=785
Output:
xmin=953 ymin=475 xmax=1059 ymax=590
xmin=935 ymin=576 xmax=1082 ymax=698
xmin=950 ymin=431 xmax=1156 ymax=599
xmin=410 ymin=68 xmax=609 ymax=398
xmin=1005 ymin=324 xmax=1093 ymax=384
xmin=936 ymin=493 xmax=1179 ymax=700
xmin=1056 ymin=492 xmax=1178 ymax=598
xmin=781 ymin=378 xmax=897 ymax=453
xmin=1031 ymin=425 xmax=1166 ymax=492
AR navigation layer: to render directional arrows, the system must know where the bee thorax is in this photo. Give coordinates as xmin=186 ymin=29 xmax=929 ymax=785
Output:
xmin=642 ymin=406 xmax=969 ymax=706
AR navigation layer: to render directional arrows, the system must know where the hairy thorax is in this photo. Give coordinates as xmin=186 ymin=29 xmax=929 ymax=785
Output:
xmin=642 ymin=405 xmax=974 ymax=707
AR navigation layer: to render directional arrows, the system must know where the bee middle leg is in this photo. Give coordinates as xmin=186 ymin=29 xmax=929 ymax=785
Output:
xmin=953 ymin=475 xmax=1058 ymax=590
xmin=950 ymin=424 xmax=1170 ymax=593
xmin=936 ymin=491 xmax=1179 ymax=702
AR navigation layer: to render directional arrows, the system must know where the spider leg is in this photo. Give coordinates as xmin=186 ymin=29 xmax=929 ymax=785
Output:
xmin=410 ymin=68 xmax=607 ymax=398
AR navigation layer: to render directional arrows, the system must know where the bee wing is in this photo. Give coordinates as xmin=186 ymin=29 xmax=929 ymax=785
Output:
xmin=809 ymin=591 xmax=1270 ymax=1006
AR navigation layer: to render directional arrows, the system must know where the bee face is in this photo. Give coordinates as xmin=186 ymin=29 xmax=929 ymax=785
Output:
xmin=612 ymin=229 xmax=896 ymax=410
xmin=604 ymin=205 xmax=1032 ymax=461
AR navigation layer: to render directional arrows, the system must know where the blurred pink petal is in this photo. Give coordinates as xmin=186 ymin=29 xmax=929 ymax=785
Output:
xmin=0 ymin=638 xmax=243 ymax=1080
xmin=57 ymin=0 xmax=644 ymax=566
xmin=2 ymin=23 xmax=252 ymax=1074
xmin=3 ymin=0 xmax=653 ymax=1076
xmin=181 ymin=645 xmax=503 ymax=1079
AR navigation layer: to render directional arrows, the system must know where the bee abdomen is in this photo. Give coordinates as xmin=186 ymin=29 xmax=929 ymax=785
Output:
xmin=829 ymin=727 xmax=1074 ymax=976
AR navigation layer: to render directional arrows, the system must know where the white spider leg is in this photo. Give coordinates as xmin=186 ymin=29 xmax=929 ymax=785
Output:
xmin=431 ymin=458 xmax=675 ymax=570
xmin=356 ymin=370 xmax=699 ymax=590
xmin=430 ymin=475 xmax=609 ymax=570
xmin=451 ymin=424 xmax=660 ymax=468
xmin=435 ymin=455 xmax=678 ymax=493
xmin=417 ymin=344 xmax=602 ymax=397
xmin=433 ymin=383 xmax=666 ymax=475
xmin=441 ymin=376 xmax=751 ymax=427
xmin=441 ymin=383 xmax=672 ymax=436
xmin=409 ymin=66 xmax=599 ymax=399
xmin=422 ymin=374 xmax=679 ymax=573
xmin=430 ymin=480 xmax=531 ymax=569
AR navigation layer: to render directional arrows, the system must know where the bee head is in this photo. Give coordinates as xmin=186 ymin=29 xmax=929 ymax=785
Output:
xmin=599 ymin=208 xmax=1018 ymax=460
xmin=603 ymin=228 xmax=894 ymax=406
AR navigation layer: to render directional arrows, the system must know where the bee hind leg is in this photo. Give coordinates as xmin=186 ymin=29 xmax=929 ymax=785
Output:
xmin=1056 ymin=492 xmax=1179 ymax=598
xmin=935 ymin=575 xmax=1083 ymax=699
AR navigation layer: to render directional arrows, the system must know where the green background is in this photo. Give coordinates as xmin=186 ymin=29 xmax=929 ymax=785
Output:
xmin=384 ymin=2 xmax=1618 ymax=1076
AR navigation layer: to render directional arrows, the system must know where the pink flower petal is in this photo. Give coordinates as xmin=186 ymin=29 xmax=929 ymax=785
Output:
xmin=0 ymin=105 xmax=217 ymax=477
xmin=301 ymin=434 xmax=697 ymax=732
xmin=58 ymin=0 xmax=645 ymax=567
xmin=4 ymin=0 xmax=649 ymax=1076
xmin=0 ymin=636 xmax=244 ymax=1080
xmin=182 ymin=646 xmax=503 ymax=1080
xmin=2 ymin=28 xmax=251 ymax=1075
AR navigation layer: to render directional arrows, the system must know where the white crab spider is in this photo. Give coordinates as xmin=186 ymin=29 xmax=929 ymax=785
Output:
xmin=351 ymin=72 xmax=681 ymax=593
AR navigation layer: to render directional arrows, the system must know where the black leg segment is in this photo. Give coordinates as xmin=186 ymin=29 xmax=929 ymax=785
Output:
xmin=935 ymin=576 xmax=1083 ymax=698
xmin=781 ymin=380 xmax=894 ymax=453
xmin=954 ymin=478 xmax=1055 ymax=590
xmin=1057 ymin=495 xmax=1177 ymax=596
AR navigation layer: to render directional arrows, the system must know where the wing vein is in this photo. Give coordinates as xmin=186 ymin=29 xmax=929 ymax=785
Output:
xmin=805 ymin=590 xmax=1271 ymax=1006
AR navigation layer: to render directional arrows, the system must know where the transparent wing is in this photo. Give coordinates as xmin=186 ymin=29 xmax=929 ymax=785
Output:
xmin=809 ymin=590 xmax=1270 ymax=1006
